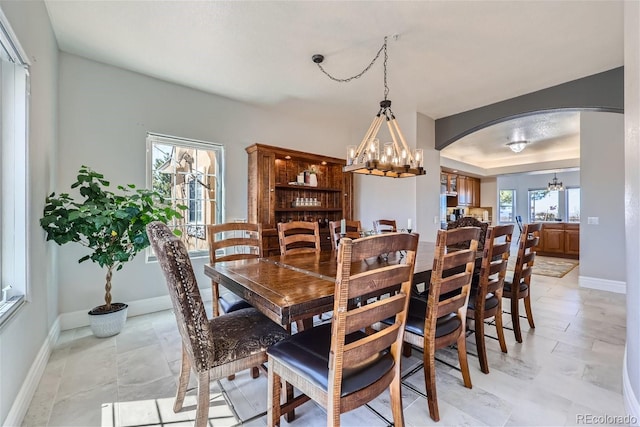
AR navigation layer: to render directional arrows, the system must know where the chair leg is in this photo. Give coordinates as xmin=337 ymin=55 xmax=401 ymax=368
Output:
xmin=174 ymin=346 xmax=190 ymax=412
xmin=494 ymin=312 xmax=508 ymax=354
xmin=474 ymin=312 xmax=489 ymax=374
xmin=267 ymin=363 xmax=281 ymax=427
xmin=389 ymin=370 xmax=405 ymax=427
xmin=251 ymin=366 xmax=260 ymax=378
xmin=424 ymin=344 xmax=439 ymax=422
xmin=511 ymin=297 xmax=523 ymax=343
xmin=212 ymin=281 xmax=220 ymax=317
xmin=195 ymin=370 xmax=210 ymax=427
xmin=524 ymin=294 xmax=535 ymax=329
xmin=402 ymin=341 xmax=412 ymax=357
xmin=457 ymin=330 xmax=472 ymax=389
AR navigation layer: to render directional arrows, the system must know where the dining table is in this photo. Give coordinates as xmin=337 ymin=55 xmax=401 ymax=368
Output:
xmin=204 ymin=241 xmax=437 ymax=329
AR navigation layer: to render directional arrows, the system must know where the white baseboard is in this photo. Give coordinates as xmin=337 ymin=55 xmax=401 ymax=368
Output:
xmin=623 ymin=346 xmax=640 ymax=425
xmin=3 ymin=317 xmax=60 ymax=427
xmin=59 ymin=287 xmax=213 ymax=331
xmin=579 ymin=275 xmax=626 ymax=294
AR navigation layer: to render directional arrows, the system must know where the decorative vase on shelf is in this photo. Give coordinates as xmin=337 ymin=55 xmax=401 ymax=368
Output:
xmin=309 ymin=173 xmax=318 ymax=187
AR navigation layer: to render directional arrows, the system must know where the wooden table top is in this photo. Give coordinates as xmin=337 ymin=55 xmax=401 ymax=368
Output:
xmin=204 ymin=241 xmax=436 ymax=327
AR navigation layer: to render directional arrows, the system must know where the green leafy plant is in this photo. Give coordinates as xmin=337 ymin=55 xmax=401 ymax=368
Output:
xmin=40 ymin=166 xmax=185 ymax=312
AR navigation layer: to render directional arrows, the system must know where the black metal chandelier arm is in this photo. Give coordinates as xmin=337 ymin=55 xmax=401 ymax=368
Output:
xmin=313 ymin=37 xmax=388 ymax=89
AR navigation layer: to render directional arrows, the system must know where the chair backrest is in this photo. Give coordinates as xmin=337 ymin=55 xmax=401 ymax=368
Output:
xmin=146 ymin=221 xmax=215 ymax=372
xmin=515 ymin=215 xmax=524 ymax=234
xmin=373 ymin=219 xmax=397 ymax=233
xmin=277 ymin=221 xmax=321 ymax=255
xmin=425 ymin=227 xmax=480 ymax=339
xmin=512 ymin=222 xmax=542 ymax=289
xmin=208 ymin=222 xmax=262 ymax=263
xmin=477 ymin=224 xmax=514 ymax=302
xmin=447 ymin=216 xmax=489 ymax=250
xmin=328 ymin=220 xmax=361 ymax=250
xmin=331 ymin=232 xmax=419 ymax=405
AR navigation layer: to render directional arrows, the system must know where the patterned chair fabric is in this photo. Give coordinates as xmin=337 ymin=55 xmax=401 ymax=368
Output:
xmin=146 ymin=221 xmax=288 ymax=427
xmin=447 ymin=216 xmax=489 ymax=250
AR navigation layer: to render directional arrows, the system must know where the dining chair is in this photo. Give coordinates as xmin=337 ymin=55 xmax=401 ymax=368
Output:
xmin=207 ymin=222 xmax=262 ymax=317
xmin=373 ymin=218 xmax=397 ymax=233
xmin=503 ymin=222 xmax=541 ymax=343
xmin=466 ymin=224 xmax=514 ymax=374
xmin=446 ymin=216 xmax=489 ymax=250
xmin=146 ymin=221 xmax=289 ymax=427
xmin=266 ymin=232 xmax=419 ymax=427
xmin=277 ymin=221 xmax=321 ymax=255
xmin=328 ymin=219 xmax=361 ymax=250
xmin=396 ymin=226 xmax=480 ymax=422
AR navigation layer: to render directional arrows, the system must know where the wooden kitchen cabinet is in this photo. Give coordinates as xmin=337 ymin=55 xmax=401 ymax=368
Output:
xmin=453 ymin=175 xmax=480 ymax=207
xmin=246 ymin=143 xmax=353 ymax=255
xmin=536 ymin=222 xmax=579 ymax=259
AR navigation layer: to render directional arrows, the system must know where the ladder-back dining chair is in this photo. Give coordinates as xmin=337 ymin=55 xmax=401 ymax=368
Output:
xmin=373 ymin=219 xmax=397 ymax=233
xmin=207 ymin=222 xmax=262 ymax=317
xmin=467 ymin=224 xmax=514 ymax=374
xmin=395 ymin=226 xmax=480 ymax=422
xmin=328 ymin=219 xmax=361 ymax=250
xmin=146 ymin=221 xmax=288 ymax=427
xmin=267 ymin=232 xmax=419 ymax=427
xmin=277 ymin=221 xmax=321 ymax=255
xmin=503 ymin=222 xmax=541 ymax=343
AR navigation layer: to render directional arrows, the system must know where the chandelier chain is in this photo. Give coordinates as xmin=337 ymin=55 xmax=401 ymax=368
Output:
xmin=315 ymin=36 xmax=389 ymax=100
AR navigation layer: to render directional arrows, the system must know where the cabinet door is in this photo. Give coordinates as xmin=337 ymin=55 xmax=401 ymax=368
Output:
xmin=542 ymin=227 xmax=565 ymax=253
xmin=457 ymin=176 xmax=468 ymax=205
xmin=470 ymin=178 xmax=480 ymax=207
xmin=449 ymin=174 xmax=457 ymax=193
xmin=248 ymin=150 xmax=276 ymax=227
xmin=565 ymin=226 xmax=580 ymax=255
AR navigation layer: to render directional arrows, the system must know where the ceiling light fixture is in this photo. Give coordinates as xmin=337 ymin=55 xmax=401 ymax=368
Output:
xmin=548 ymin=173 xmax=564 ymax=191
xmin=507 ymin=140 xmax=528 ymax=153
xmin=312 ymin=36 xmax=425 ymax=178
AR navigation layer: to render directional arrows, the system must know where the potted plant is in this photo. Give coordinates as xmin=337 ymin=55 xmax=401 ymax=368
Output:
xmin=40 ymin=166 xmax=185 ymax=337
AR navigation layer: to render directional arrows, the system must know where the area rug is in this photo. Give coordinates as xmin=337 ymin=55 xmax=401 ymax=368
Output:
xmin=506 ymin=255 xmax=579 ymax=278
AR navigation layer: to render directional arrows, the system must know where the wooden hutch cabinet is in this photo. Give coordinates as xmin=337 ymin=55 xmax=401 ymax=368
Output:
xmin=246 ymin=143 xmax=354 ymax=255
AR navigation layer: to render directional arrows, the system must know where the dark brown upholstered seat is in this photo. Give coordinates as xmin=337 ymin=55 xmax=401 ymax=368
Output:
xmin=503 ymin=222 xmax=542 ymax=343
xmin=328 ymin=219 xmax=361 ymax=250
xmin=267 ymin=232 xmax=419 ymax=427
xmin=277 ymin=221 xmax=321 ymax=255
xmin=147 ymin=221 xmax=288 ymax=427
xmin=447 ymin=216 xmax=489 ymax=250
xmin=373 ymin=219 xmax=397 ymax=233
xmin=467 ymin=224 xmax=514 ymax=374
xmin=396 ymin=226 xmax=480 ymax=422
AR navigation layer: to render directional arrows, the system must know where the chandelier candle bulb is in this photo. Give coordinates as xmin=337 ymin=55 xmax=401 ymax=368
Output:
xmin=408 ymin=219 xmax=412 ymax=230
xmin=340 ymin=219 xmax=346 ymax=235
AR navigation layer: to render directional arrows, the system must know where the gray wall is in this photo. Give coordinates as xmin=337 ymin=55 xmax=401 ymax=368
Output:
xmin=0 ymin=1 xmax=58 ymax=424
xmin=580 ymin=112 xmax=626 ymax=284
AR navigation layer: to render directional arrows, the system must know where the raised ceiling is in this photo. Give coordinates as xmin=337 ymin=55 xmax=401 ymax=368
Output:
xmin=43 ymin=1 xmax=623 ymax=169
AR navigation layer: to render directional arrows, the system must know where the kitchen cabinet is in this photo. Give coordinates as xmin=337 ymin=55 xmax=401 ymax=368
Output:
xmin=452 ymin=175 xmax=480 ymax=207
xmin=247 ymin=143 xmax=353 ymax=255
xmin=441 ymin=173 xmax=457 ymax=195
xmin=535 ymin=222 xmax=579 ymax=259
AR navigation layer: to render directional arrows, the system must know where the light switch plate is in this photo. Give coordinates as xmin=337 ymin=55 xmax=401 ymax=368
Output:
xmin=587 ymin=217 xmax=599 ymax=225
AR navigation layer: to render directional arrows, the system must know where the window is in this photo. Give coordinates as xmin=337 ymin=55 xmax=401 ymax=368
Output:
xmin=499 ymin=189 xmax=515 ymax=222
xmin=0 ymin=10 xmax=29 ymax=325
xmin=567 ymin=187 xmax=581 ymax=222
xmin=147 ymin=133 xmax=224 ymax=257
xmin=528 ymin=189 xmax=560 ymax=222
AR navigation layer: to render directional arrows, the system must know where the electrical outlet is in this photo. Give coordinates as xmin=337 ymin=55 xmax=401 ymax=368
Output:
xmin=433 ymin=216 xmax=438 ymax=224
xmin=587 ymin=217 xmax=599 ymax=225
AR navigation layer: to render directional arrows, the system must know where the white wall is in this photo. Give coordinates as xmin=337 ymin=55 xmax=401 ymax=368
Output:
xmin=416 ymin=112 xmax=441 ymax=241
xmin=0 ymin=1 xmax=58 ymax=424
xmin=624 ymin=1 xmax=640 ymax=417
xmin=580 ymin=111 xmax=626 ymax=285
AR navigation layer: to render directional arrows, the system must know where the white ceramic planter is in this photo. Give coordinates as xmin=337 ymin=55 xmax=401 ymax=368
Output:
xmin=88 ymin=303 xmax=128 ymax=338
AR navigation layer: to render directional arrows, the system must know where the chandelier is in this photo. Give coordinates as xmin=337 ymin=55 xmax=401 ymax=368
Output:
xmin=548 ymin=173 xmax=564 ymax=191
xmin=507 ymin=140 xmax=528 ymax=153
xmin=312 ymin=37 xmax=425 ymax=178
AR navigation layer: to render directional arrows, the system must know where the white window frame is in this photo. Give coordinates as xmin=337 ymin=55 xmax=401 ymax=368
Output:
xmin=566 ymin=187 xmax=581 ymax=223
xmin=146 ymin=132 xmax=225 ymax=260
xmin=528 ymin=188 xmax=561 ymax=222
xmin=498 ymin=189 xmax=516 ymax=223
xmin=0 ymin=8 xmax=30 ymax=328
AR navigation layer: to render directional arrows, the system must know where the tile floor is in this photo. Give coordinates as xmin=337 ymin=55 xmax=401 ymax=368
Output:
xmin=23 ymin=259 xmax=628 ymax=427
